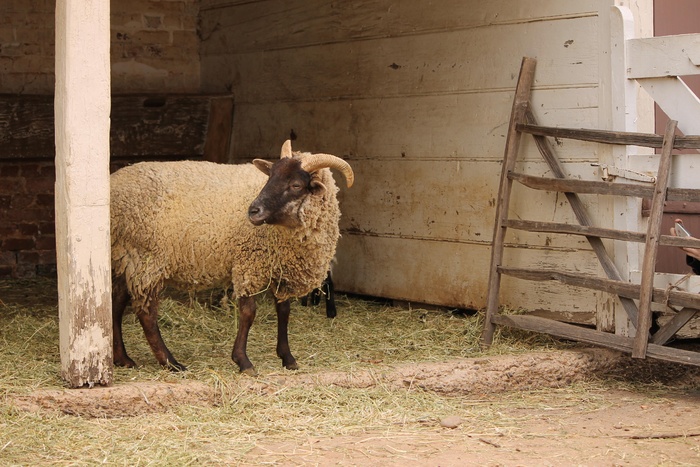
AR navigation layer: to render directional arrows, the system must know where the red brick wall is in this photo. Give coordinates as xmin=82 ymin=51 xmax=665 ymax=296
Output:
xmin=0 ymin=161 xmax=135 ymax=278
xmin=1 ymin=0 xmax=200 ymax=94
xmin=0 ymin=0 xmax=201 ymax=278
xmin=0 ymin=162 xmax=56 ymax=277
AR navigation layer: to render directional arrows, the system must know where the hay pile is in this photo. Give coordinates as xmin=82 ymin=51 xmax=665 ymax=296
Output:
xmin=0 ymin=278 xmax=568 ymax=394
xmin=3 ymin=277 xmax=689 ymax=465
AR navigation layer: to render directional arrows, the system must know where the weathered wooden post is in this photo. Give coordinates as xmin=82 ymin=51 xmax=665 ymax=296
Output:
xmin=55 ymin=0 xmax=113 ymax=387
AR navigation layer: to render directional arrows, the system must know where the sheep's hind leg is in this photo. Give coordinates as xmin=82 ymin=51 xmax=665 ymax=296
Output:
xmin=323 ymin=272 xmax=337 ymax=319
xmin=137 ymin=292 xmax=187 ymax=372
xmin=276 ymin=300 xmax=298 ymax=370
xmin=112 ymin=274 xmax=137 ymax=368
xmin=232 ymin=296 xmax=258 ymax=376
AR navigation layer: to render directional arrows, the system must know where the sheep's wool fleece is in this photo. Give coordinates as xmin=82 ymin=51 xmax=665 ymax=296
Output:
xmin=111 ymin=159 xmax=341 ymax=306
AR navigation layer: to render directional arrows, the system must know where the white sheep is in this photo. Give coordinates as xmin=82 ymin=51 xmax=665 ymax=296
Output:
xmin=110 ymin=140 xmax=354 ymax=375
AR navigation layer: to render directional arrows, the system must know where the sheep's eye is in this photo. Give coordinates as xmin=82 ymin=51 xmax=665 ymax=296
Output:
xmin=290 ymin=182 xmax=304 ymax=191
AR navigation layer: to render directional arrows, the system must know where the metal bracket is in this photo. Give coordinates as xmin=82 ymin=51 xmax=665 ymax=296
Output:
xmin=591 ymin=163 xmax=656 ymax=183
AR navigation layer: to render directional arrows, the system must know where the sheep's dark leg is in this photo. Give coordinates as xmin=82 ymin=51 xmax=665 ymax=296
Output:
xmin=310 ymin=288 xmax=322 ymax=306
xmin=112 ymin=274 xmax=137 ymax=368
xmin=323 ymin=272 xmax=337 ymax=319
xmin=276 ymin=299 xmax=298 ymax=370
xmin=137 ymin=292 xmax=187 ymax=372
xmin=232 ymin=295 xmax=258 ymax=376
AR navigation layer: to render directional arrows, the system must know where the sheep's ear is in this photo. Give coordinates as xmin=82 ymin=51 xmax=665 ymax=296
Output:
xmin=253 ymin=159 xmax=273 ymax=175
xmin=309 ymin=174 xmax=327 ymax=195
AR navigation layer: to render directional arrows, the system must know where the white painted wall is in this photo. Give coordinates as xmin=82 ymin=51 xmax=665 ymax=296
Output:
xmin=199 ymin=1 xmax=653 ymax=321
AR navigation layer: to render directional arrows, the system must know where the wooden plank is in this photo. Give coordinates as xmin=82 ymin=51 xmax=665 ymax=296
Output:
xmin=110 ymin=95 xmax=210 ymax=159
xmin=512 ymin=172 xmax=700 ymax=207
xmin=338 ymin=160 xmax=604 ymax=248
xmin=505 ymin=220 xmax=700 ymax=249
xmin=335 ymin=233 xmax=489 ymax=310
xmin=203 ymin=96 xmax=234 ymax=163
xmin=55 ymin=0 xmax=113 ymax=388
xmin=493 ymin=314 xmax=631 ymax=353
xmin=509 ymin=171 xmax=654 ymax=198
xmin=500 ymin=266 xmax=641 ymax=298
xmin=334 ymin=233 xmax=602 ymax=313
xmin=482 ymin=57 xmax=536 ymax=346
xmin=492 ymin=314 xmax=700 ymax=367
xmin=652 ymin=308 xmax=699 ymax=345
xmin=229 ymin=88 xmax=600 ymax=163
xmin=659 ymin=235 xmax=700 ymax=249
xmin=627 ymin=34 xmax=700 ymax=79
xmin=505 ymin=219 xmax=647 ymax=243
xmin=667 ymin=188 xmax=700 ymax=203
xmin=0 ymin=94 xmax=228 ymax=161
xmin=203 ymin=18 xmax=600 ymax=103
xmin=200 ymin=0 xmax=600 ymax=55
xmin=633 ymin=120 xmax=678 ymax=358
xmin=637 ymin=77 xmax=700 ymax=137
xmin=499 ymin=266 xmax=700 ymax=311
xmin=518 ymin=123 xmax=700 ymax=149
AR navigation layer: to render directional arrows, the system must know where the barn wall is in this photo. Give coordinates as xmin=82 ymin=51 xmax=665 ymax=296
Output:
xmin=198 ymin=1 xmax=654 ymax=317
xmin=0 ymin=0 xmax=201 ymax=278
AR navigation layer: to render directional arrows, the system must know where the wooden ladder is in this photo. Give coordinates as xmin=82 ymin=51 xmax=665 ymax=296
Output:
xmin=481 ymin=57 xmax=700 ymax=366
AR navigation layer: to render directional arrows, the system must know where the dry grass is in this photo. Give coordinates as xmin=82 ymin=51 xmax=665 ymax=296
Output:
xmin=0 ymin=277 xmax=680 ymax=465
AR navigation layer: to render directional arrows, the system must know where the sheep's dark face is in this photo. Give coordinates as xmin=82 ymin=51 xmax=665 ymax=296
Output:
xmin=248 ymin=158 xmax=325 ymax=228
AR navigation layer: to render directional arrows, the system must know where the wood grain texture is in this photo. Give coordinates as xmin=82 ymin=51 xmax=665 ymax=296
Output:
xmin=200 ymin=0 xmax=599 ymax=54
xmin=199 ymin=1 xmax=625 ymax=316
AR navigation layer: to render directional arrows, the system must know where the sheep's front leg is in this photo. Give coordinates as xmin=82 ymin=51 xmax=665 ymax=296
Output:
xmin=137 ymin=294 xmax=187 ymax=372
xmin=232 ymin=296 xmax=258 ymax=376
xmin=276 ymin=300 xmax=298 ymax=370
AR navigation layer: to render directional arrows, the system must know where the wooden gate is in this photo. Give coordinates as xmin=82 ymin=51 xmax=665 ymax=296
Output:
xmin=481 ymin=57 xmax=700 ymax=366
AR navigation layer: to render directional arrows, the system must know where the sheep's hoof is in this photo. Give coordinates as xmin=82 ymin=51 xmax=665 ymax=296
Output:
xmin=279 ymin=353 xmax=299 ymax=370
xmin=283 ymin=359 xmax=299 ymax=371
xmin=241 ymin=367 xmax=258 ymax=377
xmin=114 ymin=356 xmax=137 ymax=368
xmin=166 ymin=361 xmax=188 ymax=372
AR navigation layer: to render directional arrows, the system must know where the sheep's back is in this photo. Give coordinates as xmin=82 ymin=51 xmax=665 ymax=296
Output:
xmin=111 ymin=161 xmax=266 ymax=300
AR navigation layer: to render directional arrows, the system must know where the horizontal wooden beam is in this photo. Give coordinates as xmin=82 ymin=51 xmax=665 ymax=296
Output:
xmin=627 ymin=34 xmax=700 ymax=79
xmin=498 ymin=266 xmax=700 ymax=310
xmin=492 ymin=314 xmax=700 ymax=367
xmin=508 ymin=171 xmax=653 ymax=197
xmin=517 ymin=123 xmax=700 ymax=149
xmin=506 ymin=219 xmax=700 ymax=249
xmin=0 ymin=93 xmax=233 ymax=160
xmin=505 ymin=219 xmax=646 ymax=242
xmin=509 ymin=171 xmax=700 ymax=203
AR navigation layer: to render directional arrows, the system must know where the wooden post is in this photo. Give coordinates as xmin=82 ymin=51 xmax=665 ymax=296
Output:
xmin=481 ymin=57 xmax=536 ymax=346
xmin=632 ymin=119 xmax=677 ymax=359
xmin=55 ymin=0 xmax=113 ymax=387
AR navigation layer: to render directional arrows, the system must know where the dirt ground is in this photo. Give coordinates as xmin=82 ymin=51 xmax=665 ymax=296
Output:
xmin=241 ymin=388 xmax=700 ymax=467
xmin=10 ymin=348 xmax=700 ymax=466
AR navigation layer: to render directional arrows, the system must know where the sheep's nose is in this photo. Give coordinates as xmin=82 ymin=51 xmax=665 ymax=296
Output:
xmin=248 ymin=204 xmax=266 ymax=226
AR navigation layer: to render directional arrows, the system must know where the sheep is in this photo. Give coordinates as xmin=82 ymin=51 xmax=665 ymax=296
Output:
xmin=110 ymin=140 xmax=354 ymax=375
xmin=301 ymin=265 xmax=336 ymax=318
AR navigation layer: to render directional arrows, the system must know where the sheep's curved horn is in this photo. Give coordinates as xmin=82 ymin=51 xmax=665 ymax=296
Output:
xmin=280 ymin=140 xmax=293 ymax=159
xmin=301 ymin=153 xmax=354 ymax=188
